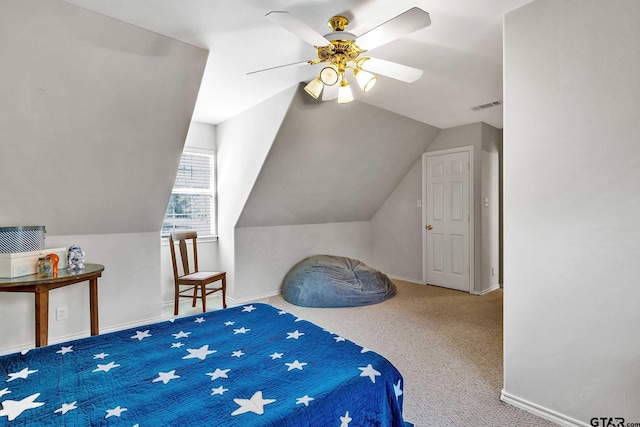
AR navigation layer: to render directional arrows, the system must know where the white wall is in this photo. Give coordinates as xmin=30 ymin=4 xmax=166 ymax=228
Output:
xmin=370 ymin=159 xmax=423 ymax=282
xmin=503 ymin=0 xmax=640 ymax=424
xmin=228 ymin=87 xmax=439 ymax=298
xmin=0 ymin=233 xmax=161 ymax=354
xmin=0 ymin=0 xmax=206 ymax=352
xmin=480 ymin=124 xmax=501 ymax=292
xmin=216 ymin=85 xmax=297 ymax=299
xmin=234 ymin=222 xmax=372 ymax=302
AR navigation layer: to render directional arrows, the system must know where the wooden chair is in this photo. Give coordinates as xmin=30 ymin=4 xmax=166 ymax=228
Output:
xmin=169 ymin=231 xmax=226 ymax=315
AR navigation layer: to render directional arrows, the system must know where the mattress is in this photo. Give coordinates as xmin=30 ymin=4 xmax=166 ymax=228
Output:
xmin=0 ymin=303 xmax=408 ymax=426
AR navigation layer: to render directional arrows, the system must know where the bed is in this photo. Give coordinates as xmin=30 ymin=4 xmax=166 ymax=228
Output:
xmin=0 ymin=303 xmax=409 ymax=426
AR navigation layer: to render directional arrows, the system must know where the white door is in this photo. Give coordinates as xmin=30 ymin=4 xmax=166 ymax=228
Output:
xmin=425 ymin=150 xmax=471 ymax=292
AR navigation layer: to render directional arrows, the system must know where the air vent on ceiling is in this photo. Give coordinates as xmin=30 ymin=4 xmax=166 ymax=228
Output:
xmin=471 ymin=100 xmax=502 ymax=111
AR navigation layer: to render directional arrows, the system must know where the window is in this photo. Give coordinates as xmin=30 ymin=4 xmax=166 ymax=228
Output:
xmin=162 ymin=150 xmax=216 ymax=238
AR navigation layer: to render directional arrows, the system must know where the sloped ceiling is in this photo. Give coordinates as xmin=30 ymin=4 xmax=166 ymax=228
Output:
xmin=0 ymin=0 xmax=207 ymax=236
xmin=236 ymin=85 xmax=440 ymax=227
xmin=60 ymin=0 xmax=534 ymax=129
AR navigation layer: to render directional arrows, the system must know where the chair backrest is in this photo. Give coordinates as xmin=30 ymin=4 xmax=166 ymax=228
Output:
xmin=169 ymin=231 xmax=199 ymax=279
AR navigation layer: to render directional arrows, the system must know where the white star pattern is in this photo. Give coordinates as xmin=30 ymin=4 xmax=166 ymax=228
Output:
xmin=56 ymin=346 xmax=73 ymax=355
xmin=93 ymin=361 xmax=120 ymax=373
xmin=286 ymin=330 xmax=304 ymax=339
xmin=340 ymin=411 xmax=352 ymax=427
xmin=0 ymin=301 xmax=406 ymax=424
xmin=153 ymin=370 xmax=180 ymax=384
xmin=0 ymin=392 xmax=44 ymax=421
xmin=230 ymin=391 xmax=276 ymax=416
xmin=285 ymin=360 xmax=307 ymax=371
xmin=183 ymin=345 xmax=216 ymax=361
xmin=20 ymin=349 xmax=30 ymax=355
xmin=171 ymin=331 xmax=191 ymax=340
xmin=105 ymin=406 xmax=127 ymax=418
xmin=168 ymin=318 xmax=175 ymax=323
xmin=211 ymin=386 xmax=228 ymax=396
xmin=296 ymin=395 xmax=314 ymax=406
xmin=131 ymin=330 xmax=151 ymax=341
xmin=294 ymin=317 xmax=304 ymax=322
xmin=54 ymin=401 xmax=77 ymax=415
xmin=358 ymin=364 xmax=381 ymax=383
xmin=6 ymin=367 xmax=38 ymax=382
xmin=206 ymin=368 xmax=231 ymax=380
xmin=394 ymin=379 xmax=403 ymax=400
xmin=172 ymin=331 xmax=191 ymax=339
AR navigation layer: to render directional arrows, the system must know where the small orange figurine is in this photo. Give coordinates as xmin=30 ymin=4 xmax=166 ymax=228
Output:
xmin=47 ymin=253 xmax=60 ymax=276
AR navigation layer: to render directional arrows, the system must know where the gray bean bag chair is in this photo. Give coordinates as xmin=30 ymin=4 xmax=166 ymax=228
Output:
xmin=283 ymin=255 xmax=397 ymax=307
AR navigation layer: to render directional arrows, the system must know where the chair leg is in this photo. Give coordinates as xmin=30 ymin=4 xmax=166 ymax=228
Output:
xmin=174 ymin=285 xmax=179 ymax=316
xmin=201 ymin=284 xmax=207 ymax=313
xmin=222 ymin=276 xmax=227 ymax=309
xmin=192 ymin=286 xmax=198 ymax=308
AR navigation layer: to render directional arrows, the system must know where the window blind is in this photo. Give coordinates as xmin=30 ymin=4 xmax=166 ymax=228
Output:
xmin=162 ymin=152 xmax=216 ymax=237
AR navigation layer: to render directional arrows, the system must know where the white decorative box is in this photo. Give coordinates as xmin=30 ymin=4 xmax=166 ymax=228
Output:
xmin=0 ymin=247 xmax=67 ymax=278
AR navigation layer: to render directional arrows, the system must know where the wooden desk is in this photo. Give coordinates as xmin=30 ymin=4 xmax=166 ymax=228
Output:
xmin=0 ymin=263 xmax=104 ymax=347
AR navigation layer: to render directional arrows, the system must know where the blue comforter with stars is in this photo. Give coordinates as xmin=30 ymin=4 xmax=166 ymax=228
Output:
xmin=0 ymin=303 xmax=409 ymax=426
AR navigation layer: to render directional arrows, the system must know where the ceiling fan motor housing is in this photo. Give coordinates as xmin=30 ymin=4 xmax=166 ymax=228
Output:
xmin=317 ymin=39 xmax=362 ymax=62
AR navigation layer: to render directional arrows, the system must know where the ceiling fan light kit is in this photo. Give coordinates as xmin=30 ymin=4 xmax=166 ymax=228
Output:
xmin=260 ymin=8 xmax=431 ymax=105
xmin=354 ymin=68 xmax=377 ymax=93
xmin=304 ymin=76 xmax=324 ymax=99
xmin=337 ymin=77 xmax=354 ymax=104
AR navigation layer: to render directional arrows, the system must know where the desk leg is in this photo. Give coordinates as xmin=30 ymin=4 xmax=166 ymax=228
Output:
xmin=89 ymin=278 xmax=99 ymax=336
xmin=35 ymin=290 xmax=49 ymax=347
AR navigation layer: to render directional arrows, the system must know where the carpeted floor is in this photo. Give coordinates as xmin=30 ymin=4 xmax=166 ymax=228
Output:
xmin=169 ymin=280 xmax=557 ymax=426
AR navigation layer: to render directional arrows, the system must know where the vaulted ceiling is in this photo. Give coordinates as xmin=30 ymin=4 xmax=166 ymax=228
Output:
xmin=62 ymin=0 xmax=533 ymax=129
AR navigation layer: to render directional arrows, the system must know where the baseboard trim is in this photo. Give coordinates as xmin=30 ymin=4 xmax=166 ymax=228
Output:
xmin=501 ymin=389 xmax=589 ymax=427
xmin=227 ymin=290 xmax=282 ymax=305
xmin=0 ymin=315 xmax=164 ymax=356
xmin=471 ymin=284 xmax=500 ymax=295
xmin=387 ymin=274 xmax=423 ymax=285
xmin=162 ymin=290 xmax=283 ymax=309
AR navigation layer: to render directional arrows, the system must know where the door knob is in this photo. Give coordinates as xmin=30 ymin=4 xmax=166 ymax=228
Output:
xmin=427 ymin=225 xmax=433 ymax=230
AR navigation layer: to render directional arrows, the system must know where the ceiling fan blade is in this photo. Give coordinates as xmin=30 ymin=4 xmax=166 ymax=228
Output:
xmin=355 ymin=7 xmax=431 ymax=51
xmin=361 ymin=58 xmax=423 ymax=83
xmin=322 ymin=83 xmax=339 ymax=101
xmin=265 ymin=11 xmax=329 ymax=47
xmin=246 ymin=60 xmax=311 ymax=75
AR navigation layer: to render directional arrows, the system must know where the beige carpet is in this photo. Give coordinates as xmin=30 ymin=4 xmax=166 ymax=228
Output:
xmin=169 ymin=280 xmax=557 ymax=426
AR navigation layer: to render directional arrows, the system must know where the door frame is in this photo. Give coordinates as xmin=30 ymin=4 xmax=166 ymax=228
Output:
xmin=422 ymin=146 xmax=475 ymax=293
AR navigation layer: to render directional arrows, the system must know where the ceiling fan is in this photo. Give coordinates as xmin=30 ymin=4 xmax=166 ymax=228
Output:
xmin=248 ymin=8 xmax=431 ymax=104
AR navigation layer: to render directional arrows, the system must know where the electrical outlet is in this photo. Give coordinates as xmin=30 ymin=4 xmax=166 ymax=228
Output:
xmin=491 ymin=267 xmax=496 ymax=276
xmin=56 ymin=306 xmax=68 ymax=321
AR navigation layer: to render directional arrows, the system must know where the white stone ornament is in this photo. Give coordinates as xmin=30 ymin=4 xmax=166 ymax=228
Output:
xmin=67 ymin=246 xmax=85 ymax=270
